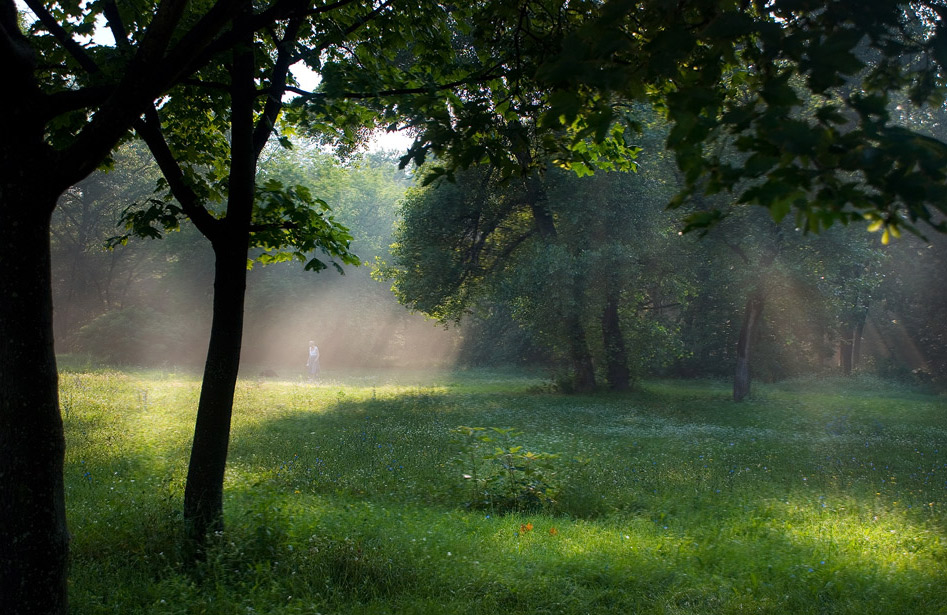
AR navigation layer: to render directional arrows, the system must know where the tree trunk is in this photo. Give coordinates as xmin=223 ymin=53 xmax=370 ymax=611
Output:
xmin=566 ymin=312 xmax=597 ymax=392
xmin=839 ymin=332 xmax=854 ymax=376
xmin=0 ymin=191 xmax=69 ymax=615
xmin=182 ymin=243 xmax=249 ymax=542
xmin=601 ymin=280 xmax=630 ymax=391
xmin=182 ymin=17 xmax=256 ymax=545
xmin=524 ymin=176 xmax=596 ymax=392
xmin=733 ymin=292 xmax=764 ymax=402
xmin=852 ymin=317 xmax=866 ymax=371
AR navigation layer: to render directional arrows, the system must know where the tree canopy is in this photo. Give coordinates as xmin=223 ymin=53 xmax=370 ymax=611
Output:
xmin=304 ymin=1 xmax=947 ymax=237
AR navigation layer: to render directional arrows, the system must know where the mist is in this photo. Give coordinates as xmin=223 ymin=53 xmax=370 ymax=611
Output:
xmin=240 ymin=263 xmax=462 ymax=375
xmin=48 ymin=138 xmax=947 ymax=391
xmin=49 ymin=143 xmax=464 ymax=376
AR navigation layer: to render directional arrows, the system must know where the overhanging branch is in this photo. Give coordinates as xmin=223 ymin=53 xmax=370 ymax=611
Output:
xmin=133 ymin=106 xmax=221 ymax=241
xmin=285 ymin=66 xmax=506 ymax=102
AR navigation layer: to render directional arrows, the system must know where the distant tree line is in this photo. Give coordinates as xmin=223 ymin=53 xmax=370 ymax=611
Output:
xmin=385 ymin=125 xmax=947 ymax=396
xmin=57 ymin=136 xmax=947 ymax=397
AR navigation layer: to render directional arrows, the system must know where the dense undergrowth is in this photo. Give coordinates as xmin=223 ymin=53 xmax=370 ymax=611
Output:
xmin=60 ymin=369 xmax=946 ymax=614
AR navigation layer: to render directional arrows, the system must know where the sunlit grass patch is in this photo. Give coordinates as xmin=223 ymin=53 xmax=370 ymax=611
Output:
xmin=62 ymin=368 xmax=947 ymax=614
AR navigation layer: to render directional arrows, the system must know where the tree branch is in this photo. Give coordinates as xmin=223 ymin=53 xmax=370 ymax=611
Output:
xmin=102 ymin=0 xmax=131 ymax=50
xmin=23 ymin=0 xmax=100 ymax=74
xmin=181 ymin=78 xmax=232 ymax=92
xmin=1 ymin=1 xmax=35 ymax=75
xmin=483 ymin=228 xmax=537 ymax=277
xmin=60 ymin=1 xmax=235 ymax=185
xmin=286 ymin=66 xmax=506 ymax=102
xmin=133 ymin=106 xmax=220 ymax=241
xmin=311 ymin=0 xmax=394 ymax=55
xmin=43 ymin=85 xmax=115 ymax=117
xmin=253 ymin=17 xmax=303 ymax=158
xmin=186 ymin=0 xmax=357 ymax=77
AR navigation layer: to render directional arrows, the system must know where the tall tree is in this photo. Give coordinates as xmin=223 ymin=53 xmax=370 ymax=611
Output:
xmin=386 ymin=155 xmax=688 ymax=391
xmin=118 ymin=9 xmax=358 ymax=543
xmin=1 ymin=2 xmax=298 ymax=611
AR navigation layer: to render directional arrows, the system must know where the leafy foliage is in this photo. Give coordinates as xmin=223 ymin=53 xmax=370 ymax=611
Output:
xmin=450 ymin=426 xmax=560 ymax=513
xmin=251 ymin=179 xmax=359 ymax=273
xmin=302 ymin=1 xmax=947 ymax=238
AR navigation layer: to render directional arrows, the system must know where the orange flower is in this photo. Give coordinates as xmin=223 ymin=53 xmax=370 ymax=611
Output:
xmin=520 ymin=522 xmax=533 ymax=533
xmin=548 ymin=527 xmax=558 ymax=536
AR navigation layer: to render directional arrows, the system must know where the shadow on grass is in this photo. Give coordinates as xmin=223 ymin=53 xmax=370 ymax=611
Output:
xmin=215 ymin=382 xmax=947 ymax=612
xmin=65 ymin=373 xmax=947 ymax=613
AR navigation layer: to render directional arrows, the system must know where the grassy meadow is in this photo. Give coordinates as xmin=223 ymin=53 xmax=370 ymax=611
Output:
xmin=60 ymin=368 xmax=946 ymax=614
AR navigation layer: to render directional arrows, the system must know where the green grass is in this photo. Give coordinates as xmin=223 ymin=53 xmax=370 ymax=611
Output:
xmin=61 ymin=369 xmax=947 ymax=614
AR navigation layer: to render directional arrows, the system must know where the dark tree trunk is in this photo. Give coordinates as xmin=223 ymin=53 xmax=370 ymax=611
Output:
xmin=524 ymin=176 xmax=596 ymax=392
xmin=850 ymin=300 xmax=869 ymax=372
xmin=182 ymin=18 xmax=255 ymax=544
xmin=182 ymin=243 xmax=249 ymax=541
xmin=0 ymin=189 xmax=69 ymax=614
xmin=2 ymin=26 xmax=71 ymax=611
xmin=734 ymin=292 xmax=764 ymax=402
xmin=852 ymin=315 xmax=866 ymax=371
xmin=840 ymin=299 xmax=869 ymax=376
xmin=601 ymin=280 xmax=630 ymax=391
xmin=839 ymin=333 xmax=854 ymax=376
xmin=566 ymin=312 xmax=597 ymax=392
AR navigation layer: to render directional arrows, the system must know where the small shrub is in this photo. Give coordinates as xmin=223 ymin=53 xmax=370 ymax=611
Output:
xmin=450 ymin=426 xmax=559 ymax=513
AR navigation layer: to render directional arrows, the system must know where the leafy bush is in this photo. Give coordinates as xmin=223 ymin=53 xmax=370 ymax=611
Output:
xmin=450 ymin=426 xmax=559 ymax=513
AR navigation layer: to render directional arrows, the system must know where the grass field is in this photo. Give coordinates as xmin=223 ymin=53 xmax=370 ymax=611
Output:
xmin=60 ymin=368 xmax=946 ymax=614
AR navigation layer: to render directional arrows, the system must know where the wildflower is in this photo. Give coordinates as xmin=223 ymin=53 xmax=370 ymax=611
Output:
xmin=548 ymin=527 xmax=558 ymax=536
xmin=520 ymin=522 xmax=533 ymax=533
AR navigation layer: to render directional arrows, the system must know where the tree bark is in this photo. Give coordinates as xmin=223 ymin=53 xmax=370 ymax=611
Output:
xmin=852 ymin=313 xmax=867 ymax=371
xmin=733 ymin=292 xmax=764 ymax=402
xmin=182 ymin=243 xmax=249 ymax=542
xmin=850 ymin=298 xmax=869 ymax=373
xmin=524 ymin=176 xmax=596 ymax=392
xmin=0 ymin=190 xmax=69 ymax=614
xmin=839 ymin=332 xmax=854 ymax=376
xmin=182 ymin=13 xmax=256 ymax=544
xmin=601 ymin=279 xmax=631 ymax=391
xmin=565 ymin=310 xmax=597 ymax=392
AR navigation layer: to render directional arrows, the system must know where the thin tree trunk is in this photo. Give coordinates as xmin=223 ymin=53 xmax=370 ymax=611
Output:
xmin=182 ymin=13 xmax=255 ymax=544
xmin=524 ymin=176 xmax=596 ymax=392
xmin=182 ymin=243 xmax=249 ymax=542
xmin=566 ymin=311 xmax=597 ymax=392
xmin=852 ymin=304 xmax=868 ymax=371
xmin=0 ymin=191 xmax=69 ymax=614
xmin=839 ymin=332 xmax=854 ymax=376
xmin=734 ymin=292 xmax=764 ymax=402
xmin=601 ymin=279 xmax=630 ymax=391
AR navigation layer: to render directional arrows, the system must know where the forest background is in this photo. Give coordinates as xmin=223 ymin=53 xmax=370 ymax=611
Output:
xmin=53 ymin=134 xmax=947 ymax=392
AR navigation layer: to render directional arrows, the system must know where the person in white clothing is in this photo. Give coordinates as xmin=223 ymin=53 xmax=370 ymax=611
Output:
xmin=307 ymin=340 xmax=320 ymax=381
